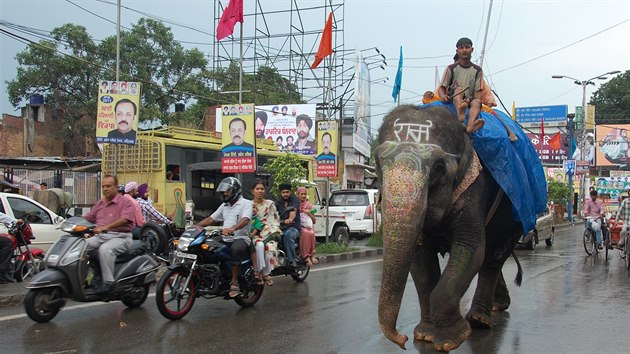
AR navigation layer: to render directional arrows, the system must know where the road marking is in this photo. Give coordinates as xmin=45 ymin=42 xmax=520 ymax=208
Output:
xmin=311 ymin=258 xmax=382 ymax=272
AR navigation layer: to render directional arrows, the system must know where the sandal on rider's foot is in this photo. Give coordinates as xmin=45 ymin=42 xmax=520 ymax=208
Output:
xmin=228 ymin=282 xmax=240 ymax=298
xmin=305 ymin=258 xmax=313 ymax=267
xmin=254 ymin=271 xmax=264 ymax=285
xmin=312 ymin=257 xmax=319 ymax=265
xmin=264 ymin=275 xmax=273 ymax=286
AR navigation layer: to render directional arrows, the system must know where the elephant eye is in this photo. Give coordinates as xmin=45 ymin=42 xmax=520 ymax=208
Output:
xmin=429 ymin=160 xmax=447 ymax=186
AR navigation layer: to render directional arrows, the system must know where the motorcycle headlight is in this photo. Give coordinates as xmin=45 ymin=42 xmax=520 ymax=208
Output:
xmin=178 ymin=236 xmax=193 ymax=252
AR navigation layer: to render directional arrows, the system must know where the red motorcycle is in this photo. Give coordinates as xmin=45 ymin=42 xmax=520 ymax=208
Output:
xmin=0 ymin=222 xmax=46 ymax=282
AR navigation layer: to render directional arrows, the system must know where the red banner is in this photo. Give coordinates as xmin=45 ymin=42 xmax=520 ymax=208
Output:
xmin=526 ymin=132 xmax=568 ymax=165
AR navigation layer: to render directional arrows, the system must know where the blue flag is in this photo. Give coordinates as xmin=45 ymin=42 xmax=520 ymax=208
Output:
xmin=392 ymin=46 xmax=403 ymax=102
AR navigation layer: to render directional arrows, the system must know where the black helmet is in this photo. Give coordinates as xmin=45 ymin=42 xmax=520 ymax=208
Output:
xmin=217 ymin=177 xmax=242 ymax=204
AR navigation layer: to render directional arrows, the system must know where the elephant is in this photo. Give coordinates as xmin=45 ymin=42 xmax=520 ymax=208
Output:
xmin=376 ymin=104 xmax=531 ymax=352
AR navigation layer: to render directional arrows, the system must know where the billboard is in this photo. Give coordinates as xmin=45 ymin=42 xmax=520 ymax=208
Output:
xmin=221 ymin=104 xmax=256 ymax=173
xmin=526 ymin=132 xmax=568 ymax=165
xmin=251 ymin=104 xmax=317 ymax=155
xmin=316 ymin=120 xmax=338 ymax=177
xmin=595 ymin=124 xmax=630 ymax=167
xmin=353 ymin=53 xmax=371 ymax=157
xmin=96 ymin=80 xmax=141 ymax=145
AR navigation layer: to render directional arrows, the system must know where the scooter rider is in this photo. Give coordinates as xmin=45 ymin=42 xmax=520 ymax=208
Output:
xmin=197 ymin=177 xmax=252 ymax=298
xmin=83 ymin=174 xmax=136 ymax=293
xmin=275 ymin=183 xmax=301 ymax=268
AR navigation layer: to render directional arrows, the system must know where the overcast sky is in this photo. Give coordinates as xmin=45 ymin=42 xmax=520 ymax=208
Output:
xmin=2 ymin=0 xmax=629 ymax=136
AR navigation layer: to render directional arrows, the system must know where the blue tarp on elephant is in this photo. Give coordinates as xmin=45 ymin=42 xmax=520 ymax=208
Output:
xmin=421 ymin=102 xmax=548 ymax=234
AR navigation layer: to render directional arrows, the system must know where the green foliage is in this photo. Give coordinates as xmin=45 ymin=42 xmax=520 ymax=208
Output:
xmin=263 ymin=153 xmax=308 ymax=196
xmin=590 ymin=70 xmax=630 ymax=123
xmin=547 ymin=180 xmax=570 ymax=205
xmin=315 ymin=242 xmax=358 ymax=254
xmin=366 ymin=222 xmax=383 ymax=247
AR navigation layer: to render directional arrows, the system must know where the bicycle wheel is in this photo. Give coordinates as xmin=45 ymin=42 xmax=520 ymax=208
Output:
xmin=583 ymin=229 xmax=595 ymax=255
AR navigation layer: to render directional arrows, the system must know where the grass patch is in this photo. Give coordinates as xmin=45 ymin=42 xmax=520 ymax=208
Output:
xmin=316 ymin=242 xmax=358 ymax=254
xmin=366 ymin=234 xmax=383 ymax=247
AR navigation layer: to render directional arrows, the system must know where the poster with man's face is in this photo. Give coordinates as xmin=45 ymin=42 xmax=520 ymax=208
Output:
xmin=316 ymin=120 xmax=338 ymax=177
xmin=95 ymin=80 xmax=141 ymax=145
xmin=221 ymin=103 xmax=256 ymax=173
xmin=252 ymin=104 xmax=317 ymax=155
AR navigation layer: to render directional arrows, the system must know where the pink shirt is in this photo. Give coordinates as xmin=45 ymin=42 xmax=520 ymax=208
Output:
xmin=584 ymin=198 xmax=604 ymax=218
xmin=84 ymin=193 xmax=136 ymax=232
xmin=123 ymin=194 xmax=146 ymax=227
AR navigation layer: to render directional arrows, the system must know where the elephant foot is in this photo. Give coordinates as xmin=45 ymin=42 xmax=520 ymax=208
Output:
xmin=465 ymin=311 xmax=493 ymax=329
xmin=492 ymin=301 xmax=510 ymax=312
xmin=413 ymin=321 xmax=436 ymax=343
xmin=432 ymin=317 xmax=472 ymax=352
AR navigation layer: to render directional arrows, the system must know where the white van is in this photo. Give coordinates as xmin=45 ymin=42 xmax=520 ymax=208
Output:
xmin=326 ymin=189 xmax=380 ymax=237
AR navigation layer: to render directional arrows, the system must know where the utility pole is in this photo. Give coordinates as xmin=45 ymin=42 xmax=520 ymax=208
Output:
xmin=567 ymin=114 xmax=575 ymax=223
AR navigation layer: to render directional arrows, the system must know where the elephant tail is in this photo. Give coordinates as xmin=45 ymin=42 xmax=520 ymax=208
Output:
xmin=511 ymin=251 xmax=523 ymax=286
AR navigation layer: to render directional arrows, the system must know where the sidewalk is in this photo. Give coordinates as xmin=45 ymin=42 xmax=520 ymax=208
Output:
xmin=0 ymin=244 xmax=384 ymax=308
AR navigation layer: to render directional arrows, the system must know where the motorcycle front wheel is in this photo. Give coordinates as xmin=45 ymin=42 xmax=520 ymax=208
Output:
xmin=24 ymin=287 xmax=63 ymax=323
xmin=156 ymin=268 xmax=197 ymax=320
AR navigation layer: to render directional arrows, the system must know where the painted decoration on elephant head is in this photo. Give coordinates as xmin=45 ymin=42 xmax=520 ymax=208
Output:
xmin=393 ymin=118 xmax=433 ymax=143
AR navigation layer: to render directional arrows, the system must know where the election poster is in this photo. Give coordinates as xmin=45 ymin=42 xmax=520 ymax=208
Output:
xmin=95 ymin=80 xmax=141 ymax=145
xmin=316 ymin=120 xmax=338 ymax=177
xmin=253 ymin=104 xmax=317 ymax=155
xmin=221 ymin=103 xmax=256 ymax=173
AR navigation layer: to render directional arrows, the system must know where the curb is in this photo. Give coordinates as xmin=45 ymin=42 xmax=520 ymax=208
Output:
xmin=0 ymin=248 xmax=384 ymax=308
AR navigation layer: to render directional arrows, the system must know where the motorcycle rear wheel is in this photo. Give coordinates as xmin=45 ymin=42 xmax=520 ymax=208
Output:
xmin=291 ymin=265 xmax=310 ymax=282
xmin=156 ymin=268 xmax=197 ymax=320
xmin=24 ymin=288 xmax=63 ymax=323
xmin=234 ymin=266 xmax=264 ymax=307
xmin=122 ymin=284 xmax=150 ymax=308
xmin=15 ymin=255 xmax=45 ymax=283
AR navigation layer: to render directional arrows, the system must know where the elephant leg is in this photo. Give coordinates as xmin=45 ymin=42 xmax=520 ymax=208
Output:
xmin=430 ymin=241 xmax=484 ymax=352
xmin=465 ymin=265 xmax=500 ymax=329
xmin=492 ymin=270 xmax=511 ymax=312
xmin=410 ymin=245 xmax=441 ymax=343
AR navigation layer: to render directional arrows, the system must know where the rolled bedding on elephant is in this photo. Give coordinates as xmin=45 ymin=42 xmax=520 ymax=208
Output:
xmin=420 ymin=101 xmax=547 ymax=234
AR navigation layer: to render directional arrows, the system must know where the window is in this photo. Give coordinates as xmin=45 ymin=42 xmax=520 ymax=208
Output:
xmin=329 ymin=192 xmax=369 ymax=206
xmin=6 ymin=197 xmax=52 ymax=224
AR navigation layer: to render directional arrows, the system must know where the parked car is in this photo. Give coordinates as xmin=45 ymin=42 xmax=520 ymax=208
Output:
xmin=326 ymin=189 xmax=380 ymax=238
xmin=518 ymin=208 xmax=554 ymax=250
xmin=0 ymin=192 xmax=65 ymax=250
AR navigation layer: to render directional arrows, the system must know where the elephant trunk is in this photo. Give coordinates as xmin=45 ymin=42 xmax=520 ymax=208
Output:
xmin=378 ymin=159 xmax=429 ymax=350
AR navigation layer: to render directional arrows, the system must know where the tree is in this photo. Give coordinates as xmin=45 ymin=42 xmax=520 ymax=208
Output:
xmin=263 ymin=153 xmax=308 ymax=196
xmin=590 ymin=70 xmax=630 ymax=124
xmin=7 ymin=20 xmax=210 ymax=153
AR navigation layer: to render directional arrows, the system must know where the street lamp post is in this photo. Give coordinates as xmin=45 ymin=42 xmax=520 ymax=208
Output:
xmin=552 ymin=70 xmax=621 ymax=217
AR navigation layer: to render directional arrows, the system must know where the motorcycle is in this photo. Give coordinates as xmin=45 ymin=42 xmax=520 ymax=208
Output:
xmin=155 ymin=226 xmax=263 ymax=320
xmin=0 ymin=221 xmax=46 ymax=282
xmin=24 ymin=217 xmax=160 ymax=323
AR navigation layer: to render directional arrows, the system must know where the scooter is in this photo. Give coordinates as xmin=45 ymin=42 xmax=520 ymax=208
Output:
xmin=24 ymin=217 xmax=160 ymax=323
xmin=1 ymin=221 xmax=46 ymax=282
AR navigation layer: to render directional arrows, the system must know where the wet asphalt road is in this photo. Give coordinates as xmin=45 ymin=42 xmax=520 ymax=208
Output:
xmin=1 ymin=225 xmax=629 ymax=353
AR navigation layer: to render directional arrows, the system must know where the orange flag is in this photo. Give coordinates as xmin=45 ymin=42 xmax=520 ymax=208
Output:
xmin=549 ymin=132 xmax=562 ymax=150
xmin=310 ymin=13 xmax=333 ymax=69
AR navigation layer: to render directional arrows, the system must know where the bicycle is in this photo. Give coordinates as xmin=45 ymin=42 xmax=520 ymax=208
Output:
xmin=583 ymin=217 xmax=610 ymax=259
xmin=615 ymin=223 xmax=630 ymax=270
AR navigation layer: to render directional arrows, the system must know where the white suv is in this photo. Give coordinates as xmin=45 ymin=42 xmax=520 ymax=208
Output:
xmin=327 ymin=189 xmax=380 ymax=237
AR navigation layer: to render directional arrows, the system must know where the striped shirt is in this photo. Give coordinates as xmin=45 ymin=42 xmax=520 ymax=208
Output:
xmin=136 ymin=197 xmax=170 ymax=224
xmin=616 ymin=198 xmax=630 ymax=223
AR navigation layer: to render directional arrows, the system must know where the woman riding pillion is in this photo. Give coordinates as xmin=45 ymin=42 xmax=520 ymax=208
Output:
xmin=584 ymin=190 xmax=606 ymax=250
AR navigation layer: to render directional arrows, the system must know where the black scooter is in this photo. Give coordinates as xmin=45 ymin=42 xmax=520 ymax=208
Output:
xmin=24 ymin=217 xmax=160 ymax=323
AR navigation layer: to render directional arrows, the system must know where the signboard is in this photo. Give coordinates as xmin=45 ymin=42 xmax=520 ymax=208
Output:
xmin=595 ymin=124 xmax=630 ymax=167
xmin=316 ymin=120 xmax=338 ymax=177
xmin=515 ymin=105 xmax=568 ymax=125
xmin=575 ymin=161 xmax=589 ymax=175
xmin=221 ymin=104 xmax=256 ymax=173
xmin=353 ymin=53 xmax=371 ymax=158
xmin=220 ymin=104 xmax=317 ymax=155
xmin=595 ymin=177 xmax=630 ymax=200
xmin=96 ymin=80 xmax=141 ymax=145
xmin=526 ymin=132 xmax=568 ymax=165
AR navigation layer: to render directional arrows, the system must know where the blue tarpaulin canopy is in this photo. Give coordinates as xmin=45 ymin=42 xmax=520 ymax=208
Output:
xmin=422 ymin=102 xmax=548 ymax=234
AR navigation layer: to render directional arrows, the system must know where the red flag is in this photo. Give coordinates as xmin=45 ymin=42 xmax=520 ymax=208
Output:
xmin=540 ymin=117 xmax=545 ymax=149
xmin=216 ymin=0 xmax=243 ymax=41
xmin=310 ymin=13 xmax=333 ymax=69
xmin=549 ymin=132 xmax=562 ymax=150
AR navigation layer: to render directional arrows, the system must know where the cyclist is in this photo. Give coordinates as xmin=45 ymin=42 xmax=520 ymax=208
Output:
xmin=583 ymin=189 xmax=606 ymax=250
xmin=614 ymin=191 xmax=630 ymax=250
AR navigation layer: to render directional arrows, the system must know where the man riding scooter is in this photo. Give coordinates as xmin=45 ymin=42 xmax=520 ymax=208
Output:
xmin=83 ymin=174 xmax=136 ymax=293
